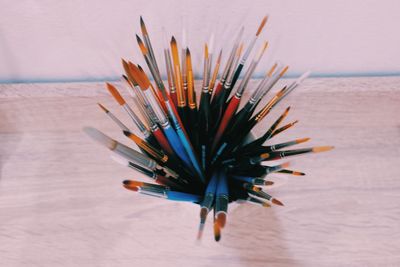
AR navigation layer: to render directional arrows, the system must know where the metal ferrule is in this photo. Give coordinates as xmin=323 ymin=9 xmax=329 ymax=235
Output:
xmin=107 ymin=112 xmax=129 ymax=132
xmin=123 ymin=104 xmax=150 ymax=138
xmin=160 ymin=166 xmax=179 ymax=179
xmin=201 ymin=193 xmax=215 ymax=210
xmin=165 ymin=49 xmax=176 ymax=93
xmin=215 ymin=195 xmax=229 ymax=213
xmin=115 ymin=142 xmax=157 ymax=170
xmin=139 ymin=187 xmax=167 ymax=198
xmin=144 ymin=89 xmax=168 ymax=126
xmin=224 ymin=50 xmax=241 ymax=88
xmin=144 ymin=35 xmax=160 ymax=75
xmin=236 ymin=61 xmax=257 ymax=96
xmin=201 ymin=58 xmax=210 ymax=92
xmin=134 ymin=86 xmax=159 ymax=124
xmin=133 ymin=96 xmax=153 ymax=128
xmin=240 ymin=36 xmax=257 ymax=65
xmin=248 ymin=188 xmax=272 ymax=201
xmin=126 ymin=161 xmax=155 ymax=178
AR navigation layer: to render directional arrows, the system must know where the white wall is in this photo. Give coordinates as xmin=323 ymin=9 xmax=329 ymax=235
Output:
xmin=1 ymin=0 xmax=399 ymax=83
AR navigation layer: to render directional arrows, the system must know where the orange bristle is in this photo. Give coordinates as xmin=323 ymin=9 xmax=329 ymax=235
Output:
xmin=139 ymin=16 xmax=148 ymax=35
xmin=136 ymin=34 xmax=148 ymax=55
xmin=216 ymin=213 xmax=227 ymax=228
xmin=272 ymin=198 xmax=284 ymax=206
xmin=313 ymin=146 xmax=335 ymax=153
xmin=256 ymin=15 xmax=269 ymax=36
xmin=106 ymin=83 xmax=126 ymax=105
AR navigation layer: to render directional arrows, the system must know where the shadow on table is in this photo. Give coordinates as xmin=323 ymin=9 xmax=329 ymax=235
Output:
xmin=223 ymin=203 xmax=297 ymax=266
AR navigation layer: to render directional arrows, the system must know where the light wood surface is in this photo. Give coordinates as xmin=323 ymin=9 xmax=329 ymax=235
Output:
xmin=1 ymin=77 xmax=400 ymax=267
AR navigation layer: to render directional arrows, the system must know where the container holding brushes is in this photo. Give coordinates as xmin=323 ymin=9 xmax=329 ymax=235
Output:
xmin=84 ymin=15 xmax=333 ymax=242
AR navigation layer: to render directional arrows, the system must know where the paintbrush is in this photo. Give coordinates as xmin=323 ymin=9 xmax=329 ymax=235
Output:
xmin=211 ymin=42 xmax=269 ymax=151
xmin=123 ymin=180 xmax=201 ymax=202
xmin=226 ymin=15 xmax=268 ymax=97
xmin=129 ymin=60 xmax=205 ymax=181
xmin=112 ymin=155 xmax=185 ymax=190
xmin=170 ymin=36 xmax=187 ymax=126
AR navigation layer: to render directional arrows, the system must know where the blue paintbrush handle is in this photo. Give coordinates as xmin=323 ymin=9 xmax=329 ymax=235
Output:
xmin=163 ymin=125 xmax=192 ymax=168
xmin=166 ymin=191 xmax=202 ymax=202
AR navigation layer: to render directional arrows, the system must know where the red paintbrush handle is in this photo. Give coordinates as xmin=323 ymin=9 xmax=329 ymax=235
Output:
xmin=152 ymin=127 xmax=175 ymax=156
xmin=170 ymin=91 xmax=178 ymax=110
xmin=212 ymin=96 xmax=241 ymax=151
xmin=212 ymin=82 xmax=223 ymax=103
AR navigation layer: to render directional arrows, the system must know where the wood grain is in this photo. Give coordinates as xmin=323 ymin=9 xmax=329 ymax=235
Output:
xmin=1 ymin=77 xmax=400 ymax=267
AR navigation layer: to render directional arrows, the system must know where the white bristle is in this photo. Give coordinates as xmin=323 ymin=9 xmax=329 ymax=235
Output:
xmin=182 ymin=28 xmax=187 ymax=49
xmin=296 ymin=71 xmax=311 ymax=85
xmin=162 ymin=27 xmax=169 ymax=49
xmin=208 ymin=33 xmax=215 ymax=55
xmin=110 ymin=154 xmax=130 ymax=166
xmin=83 ymin=127 xmax=115 ymax=150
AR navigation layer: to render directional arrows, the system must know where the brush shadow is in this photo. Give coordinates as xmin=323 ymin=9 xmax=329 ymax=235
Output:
xmin=223 ymin=203 xmax=297 ymax=266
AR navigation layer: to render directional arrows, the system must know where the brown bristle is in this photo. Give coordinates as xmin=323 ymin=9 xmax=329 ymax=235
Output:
xmin=97 ymin=103 xmax=109 ymax=113
xmin=256 ymin=15 xmax=269 ymax=36
xmin=123 ymin=180 xmax=144 ymax=187
xmin=216 ymin=213 xmax=227 ymax=228
xmin=213 ymin=221 xmax=221 ymax=242
xmin=267 ymin=63 xmax=278 ymax=77
xmin=137 ymin=65 xmax=151 ymax=88
xmin=281 ymin=162 xmax=290 ymax=169
xmin=272 ymin=198 xmax=284 ymax=206
xmin=136 ymin=34 xmax=148 ymax=55
xmin=260 ymin=153 xmax=270 ymax=159
xmin=284 ymin=106 xmax=291 ymax=115
xmin=264 ymin=181 xmax=274 ymax=186
xmin=297 ymin=137 xmax=311 ymax=144
xmin=139 ymin=16 xmax=148 ymax=35
xmin=200 ymin=207 xmax=208 ymax=221
xmin=128 ymin=63 xmax=150 ymax=90
xmin=122 ymin=59 xmax=138 ymax=86
xmin=217 ymin=49 xmax=222 ymax=63
xmin=237 ymin=43 xmax=244 ymax=56
xmin=279 ymin=66 xmax=289 ymax=77
xmin=312 ymin=146 xmax=335 ymax=153
xmin=106 ymin=83 xmax=126 ymax=105
xmin=204 ymin=44 xmax=208 ymax=59
xmin=170 ymin=36 xmax=177 ymax=48
xmin=123 ymin=181 xmax=139 ymax=192
xmin=293 ymin=171 xmax=306 ymax=176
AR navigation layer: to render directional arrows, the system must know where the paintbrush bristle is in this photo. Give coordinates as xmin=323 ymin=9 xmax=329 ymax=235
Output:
xmin=110 ymin=154 xmax=130 ymax=167
xmin=281 ymin=162 xmax=290 ymax=169
xmin=256 ymin=15 xmax=269 ymax=36
xmin=83 ymin=127 xmax=116 ymax=150
xmin=279 ymin=66 xmax=289 ymax=77
xmin=139 ymin=16 xmax=148 ymax=35
xmin=213 ymin=221 xmax=221 ymax=242
xmin=272 ymin=198 xmax=284 ymax=206
xmin=267 ymin=63 xmax=278 ymax=77
xmin=216 ymin=213 xmax=227 ymax=228
xmin=106 ymin=83 xmax=126 ymax=105
xmin=297 ymin=137 xmax=311 ymax=144
xmin=97 ymin=103 xmax=109 ymax=113
xmin=312 ymin=146 xmax=334 ymax=153
xmin=264 ymin=181 xmax=274 ymax=186
xmin=136 ymin=34 xmax=148 ymax=55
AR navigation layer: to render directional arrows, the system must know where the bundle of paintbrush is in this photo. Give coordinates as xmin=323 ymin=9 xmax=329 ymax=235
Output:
xmin=84 ymin=16 xmax=333 ymax=241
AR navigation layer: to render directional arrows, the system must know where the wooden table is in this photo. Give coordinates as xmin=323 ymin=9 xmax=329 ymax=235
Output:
xmin=1 ymin=77 xmax=399 ymax=266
